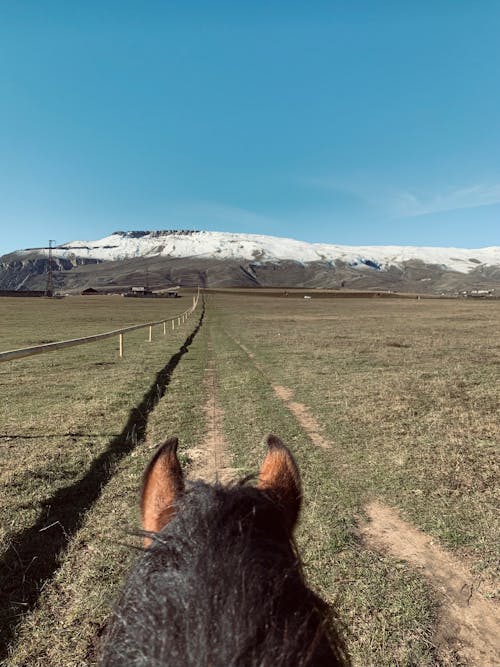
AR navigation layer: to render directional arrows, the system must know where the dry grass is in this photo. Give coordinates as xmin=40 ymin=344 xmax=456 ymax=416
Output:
xmin=218 ymin=295 xmax=499 ymax=581
xmin=211 ymin=293 xmax=499 ymax=665
xmin=0 ymin=295 xmax=193 ymax=349
xmin=0 ymin=295 xmax=204 ymax=665
xmin=1 ymin=292 xmax=498 ymax=666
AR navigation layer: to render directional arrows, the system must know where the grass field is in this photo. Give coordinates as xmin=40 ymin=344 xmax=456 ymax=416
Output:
xmin=0 ymin=292 xmax=498 ymax=666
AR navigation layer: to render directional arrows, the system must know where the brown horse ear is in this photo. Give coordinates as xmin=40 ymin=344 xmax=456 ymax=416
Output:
xmin=141 ymin=437 xmax=184 ymax=547
xmin=258 ymin=434 xmax=302 ymax=531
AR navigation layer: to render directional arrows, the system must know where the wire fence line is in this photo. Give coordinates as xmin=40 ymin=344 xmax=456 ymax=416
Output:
xmin=0 ymin=289 xmax=201 ymax=364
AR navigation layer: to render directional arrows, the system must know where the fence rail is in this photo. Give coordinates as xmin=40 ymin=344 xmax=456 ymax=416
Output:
xmin=0 ymin=290 xmax=201 ymax=364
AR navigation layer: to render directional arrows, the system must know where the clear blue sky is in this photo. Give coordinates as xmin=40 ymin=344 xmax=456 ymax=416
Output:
xmin=1 ymin=1 xmax=499 ymax=255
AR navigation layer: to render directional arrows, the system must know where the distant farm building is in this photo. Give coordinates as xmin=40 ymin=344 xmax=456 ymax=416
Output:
xmin=81 ymin=287 xmax=100 ymax=295
xmin=461 ymin=289 xmax=495 ymax=298
xmin=124 ymin=286 xmax=155 ymax=298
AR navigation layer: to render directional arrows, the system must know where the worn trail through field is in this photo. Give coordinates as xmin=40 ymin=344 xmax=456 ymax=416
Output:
xmin=185 ymin=330 xmax=236 ymax=485
xmin=227 ymin=329 xmax=500 ymax=667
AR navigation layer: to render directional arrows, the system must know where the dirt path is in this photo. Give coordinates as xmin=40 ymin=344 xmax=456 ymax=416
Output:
xmin=360 ymin=501 xmax=500 ymax=666
xmin=185 ymin=338 xmax=236 ymax=484
xmin=273 ymin=385 xmax=331 ymax=450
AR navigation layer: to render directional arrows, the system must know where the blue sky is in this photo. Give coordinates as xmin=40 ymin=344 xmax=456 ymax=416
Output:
xmin=0 ymin=1 xmax=499 ymax=255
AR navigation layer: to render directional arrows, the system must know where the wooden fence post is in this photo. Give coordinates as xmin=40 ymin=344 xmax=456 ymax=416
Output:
xmin=119 ymin=333 xmax=124 ymax=358
xmin=163 ymin=321 xmax=166 ymax=335
xmin=148 ymin=325 xmax=152 ymax=342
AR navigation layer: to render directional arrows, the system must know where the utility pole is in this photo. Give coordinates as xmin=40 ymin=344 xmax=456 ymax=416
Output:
xmin=45 ymin=239 xmax=56 ymax=297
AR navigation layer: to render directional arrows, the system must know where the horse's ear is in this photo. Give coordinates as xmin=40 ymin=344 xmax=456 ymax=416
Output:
xmin=258 ymin=434 xmax=302 ymax=531
xmin=141 ymin=437 xmax=184 ymax=547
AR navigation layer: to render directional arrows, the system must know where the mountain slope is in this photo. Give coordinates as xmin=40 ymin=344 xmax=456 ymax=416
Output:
xmin=1 ymin=230 xmax=499 ymax=294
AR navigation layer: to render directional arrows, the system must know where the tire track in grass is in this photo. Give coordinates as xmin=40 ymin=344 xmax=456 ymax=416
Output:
xmin=227 ymin=334 xmax=331 ymax=450
xmin=227 ymin=329 xmax=500 ymax=666
xmin=0 ymin=306 xmax=205 ymax=662
xmin=185 ymin=328 xmax=237 ymax=484
xmin=273 ymin=385 xmax=331 ymax=450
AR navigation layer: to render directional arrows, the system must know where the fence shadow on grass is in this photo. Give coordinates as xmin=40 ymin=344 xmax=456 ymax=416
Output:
xmin=0 ymin=304 xmax=205 ymax=660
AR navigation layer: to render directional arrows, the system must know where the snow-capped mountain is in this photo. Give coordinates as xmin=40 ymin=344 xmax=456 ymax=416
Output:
xmin=1 ymin=230 xmax=500 ymax=294
xmin=22 ymin=230 xmax=500 ymax=274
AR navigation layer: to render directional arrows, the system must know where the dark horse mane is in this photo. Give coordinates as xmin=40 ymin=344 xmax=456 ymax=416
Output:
xmin=100 ymin=437 xmax=349 ymax=667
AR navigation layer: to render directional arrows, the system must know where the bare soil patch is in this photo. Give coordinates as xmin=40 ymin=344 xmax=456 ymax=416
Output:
xmin=273 ymin=385 xmax=331 ymax=449
xmin=187 ymin=343 xmax=236 ymax=484
xmin=360 ymin=501 xmax=500 ymax=666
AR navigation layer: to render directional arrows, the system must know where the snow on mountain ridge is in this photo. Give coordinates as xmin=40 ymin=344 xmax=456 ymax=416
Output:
xmin=22 ymin=231 xmax=500 ymax=274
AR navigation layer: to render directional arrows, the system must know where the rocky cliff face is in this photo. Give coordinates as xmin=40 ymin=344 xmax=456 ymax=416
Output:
xmin=0 ymin=253 xmax=101 ymax=291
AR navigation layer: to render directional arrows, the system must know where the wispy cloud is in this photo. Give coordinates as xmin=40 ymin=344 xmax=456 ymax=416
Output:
xmin=302 ymin=175 xmax=500 ymax=219
xmin=170 ymin=200 xmax=277 ymax=229
xmin=388 ymin=184 xmax=500 ymax=218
